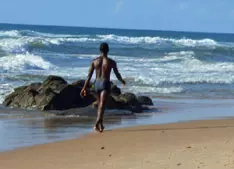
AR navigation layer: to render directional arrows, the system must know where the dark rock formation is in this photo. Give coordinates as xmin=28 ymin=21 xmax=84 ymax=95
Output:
xmin=137 ymin=96 xmax=153 ymax=106
xmin=3 ymin=75 xmax=153 ymax=114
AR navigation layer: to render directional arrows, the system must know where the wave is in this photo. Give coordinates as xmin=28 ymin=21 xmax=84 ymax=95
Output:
xmin=0 ymin=30 xmax=20 ymax=37
xmin=39 ymin=52 xmax=234 ymax=95
xmin=20 ymin=30 xmax=221 ymax=47
xmin=108 ymin=51 xmax=234 ymax=87
xmin=20 ymin=30 xmax=85 ymax=38
xmin=1 ymin=30 xmax=233 ymax=54
xmin=97 ymin=34 xmax=219 ymax=47
xmin=0 ymin=83 xmax=13 ymax=103
xmin=0 ymin=51 xmax=234 ymax=102
xmin=52 ymin=34 xmax=221 ymax=48
xmin=0 ymin=37 xmax=61 ymax=53
xmin=0 ymin=53 xmax=55 ymax=71
xmin=128 ymin=86 xmax=183 ymax=94
xmin=1 ymin=28 xmax=234 ymax=102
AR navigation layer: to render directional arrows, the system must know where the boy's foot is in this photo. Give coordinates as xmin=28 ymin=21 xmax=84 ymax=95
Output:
xmin=94 ymin=123 xmax=101 ymax=132
xmin=99 ymin=123 xmax=105 ymax=132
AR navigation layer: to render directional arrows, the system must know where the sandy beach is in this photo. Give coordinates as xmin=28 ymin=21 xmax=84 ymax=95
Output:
xmin=1 ymin=118 xmax=234 ymax=169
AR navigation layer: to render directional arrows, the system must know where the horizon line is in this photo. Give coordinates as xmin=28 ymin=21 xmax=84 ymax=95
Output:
xmin=1 ymin=22 xmax=234 ymax=35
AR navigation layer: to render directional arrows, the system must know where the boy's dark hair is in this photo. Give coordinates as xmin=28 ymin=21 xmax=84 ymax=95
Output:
xmin=100 ymin=42 xmax=109 ymax=54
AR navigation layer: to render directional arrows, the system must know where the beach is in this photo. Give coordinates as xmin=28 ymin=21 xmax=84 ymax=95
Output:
xmin=1 ymin=118 xmax=234 ymax=169
xmin=1 ymin=98 xmax=234 ymax=152
xmin=1 ymin=23 xmax=234 ymax=168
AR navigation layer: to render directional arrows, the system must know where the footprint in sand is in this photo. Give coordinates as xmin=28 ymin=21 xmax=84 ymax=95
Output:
xmin=177 ymin=163 xmax=181 ymax=166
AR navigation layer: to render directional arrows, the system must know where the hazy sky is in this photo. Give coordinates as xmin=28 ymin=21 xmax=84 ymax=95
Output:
xmin=0 ymin=0 xmax=234 ymax=33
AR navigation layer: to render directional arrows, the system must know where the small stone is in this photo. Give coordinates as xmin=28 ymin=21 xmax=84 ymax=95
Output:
xmin=101 ymin=146 xmax=105 ymax=150
xmin=177 ymin=163 xmax=181 ymax=166
xmin=186 ymin=146 xmax=192 ymax=149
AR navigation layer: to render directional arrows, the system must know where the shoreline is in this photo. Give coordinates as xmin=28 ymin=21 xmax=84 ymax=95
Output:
xmin=1 ymin=118 xmax=234 ymax=169
xmin=1 ymin=98 xmax=234 ymax=152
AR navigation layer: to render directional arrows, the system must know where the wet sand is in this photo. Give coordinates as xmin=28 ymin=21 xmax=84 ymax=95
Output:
xmin=1 ymin=118 xmax=234 ymax=169
xmin=1 ymin=98 xmax=234 ymax=152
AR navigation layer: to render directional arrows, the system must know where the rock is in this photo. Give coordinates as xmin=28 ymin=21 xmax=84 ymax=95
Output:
xmin=3 ymin=83 xmax=41 ymax=108
xmin=3 ymin=76 xmax=96 ymax=111
xmin=137 ymin=96 xmax=153 ymax=106
xmin=38 ymin=75 xmax=67 ymax=93
xmin=71 ymin=80 xmax=86 ymax=88
xmin=35 ymin=87 xmax=57 ymax=110
xmin=35 ymin=79 xmax=96 ymax=111
xmin=42 ymin=75 xmax=67 ymax=86
xmin=115 ymin=92 xmax=142 ymax=113
xmin=118 ymin=92 xmax=138 ymax=104
xmin=110 ymin=83 xmax=121 ymax=96
xmin=106 ymin=95 xmax=125 ymax=109
xmin=3 ymin=75 xmax=153 ymax=114
xmin=29 ymin=83 xmax=42 ymax=91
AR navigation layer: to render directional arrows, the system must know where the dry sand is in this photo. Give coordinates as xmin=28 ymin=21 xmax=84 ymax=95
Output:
xmin=1 ymin=118 xmax=234 ymax=169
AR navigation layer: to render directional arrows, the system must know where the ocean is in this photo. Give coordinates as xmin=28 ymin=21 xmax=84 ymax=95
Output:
xmin=1 ymin=23 xmax=234 ymax=151
xmin=1 ymin=23 xmax=234 ymax=102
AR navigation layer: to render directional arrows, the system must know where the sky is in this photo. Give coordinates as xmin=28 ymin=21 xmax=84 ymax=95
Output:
xmin=0 ymin=0 xmax=234 ymax=33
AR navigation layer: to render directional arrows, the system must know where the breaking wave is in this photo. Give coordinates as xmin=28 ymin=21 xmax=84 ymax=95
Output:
xmin=0 ymin=30 xmax=231 ymax=55
xmin=0 ymin=53 xmax=55 ymax=71
xmin=1 ymin=26 xmax=234 ymax=102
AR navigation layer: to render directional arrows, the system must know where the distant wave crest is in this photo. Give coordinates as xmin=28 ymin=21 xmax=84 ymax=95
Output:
xmin=0 ymin=30 xmax=228 ymax=54
xmin=97 ymin=34 xmax=218 ymax=47
xmin=0 ymin=30 xmax=21 ymax=37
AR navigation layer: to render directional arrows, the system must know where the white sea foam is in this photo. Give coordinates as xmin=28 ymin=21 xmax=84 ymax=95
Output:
xmin=73 ymin=52 xmax=234 ymax=86
xmin=106 ymin=52 xmax=234 ymax=87
xmin=0 ymin=37 xmax=61 ymax=53
xmin=97 ymin=34 xmax=162 ymax=44
xmin=97 ymin=34 xmax=219 ymax=47
xmin=0 ymin=30 xmax=222 ymax=54
xmin=10 ymin=30 xmax=219 ymax=47
xmin=0 ymin=53 xmax=55 ymax=71
xmin=128 ymin=86 xmax=183 ymax=94
xmin=0 ymin=83 xmax=13 ymax=103
xmin=0 ymin=38 xmax=27 ymax=52
xmin=51 ymin=51 xmax=234 ymax=97
xmin=26 ymin=30 xmax=89 ymax=38
xmin=0 ymin=30 xmax=20 ymax=37
xmin=0 ymin=29 xmax=233 ymax=100
xmin=174 ymin=38 xmax=217 ymax=47
xmin=45 ymin=35 xmax=220 ymax=48
xmin=1 ymin=51 xmax=234 ymax=103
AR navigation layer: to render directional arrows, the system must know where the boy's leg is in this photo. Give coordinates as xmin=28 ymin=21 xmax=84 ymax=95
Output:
xmin=96 ymin=90 xmax=109 ymax=132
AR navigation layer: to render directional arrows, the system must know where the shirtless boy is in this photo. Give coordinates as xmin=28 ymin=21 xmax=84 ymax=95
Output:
xmin=80 ymin=43 xmax=126 ymax=132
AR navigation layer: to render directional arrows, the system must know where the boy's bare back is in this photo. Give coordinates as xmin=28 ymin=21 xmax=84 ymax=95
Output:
xmin=91 ymin=56 xmax=123 ymax=83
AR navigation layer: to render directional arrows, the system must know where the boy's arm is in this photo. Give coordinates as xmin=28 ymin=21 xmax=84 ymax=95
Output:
xmin=113 ymin=61 xmax=125 ymax=85
xmin=81 ymin=62 xmax=94 ymax=96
